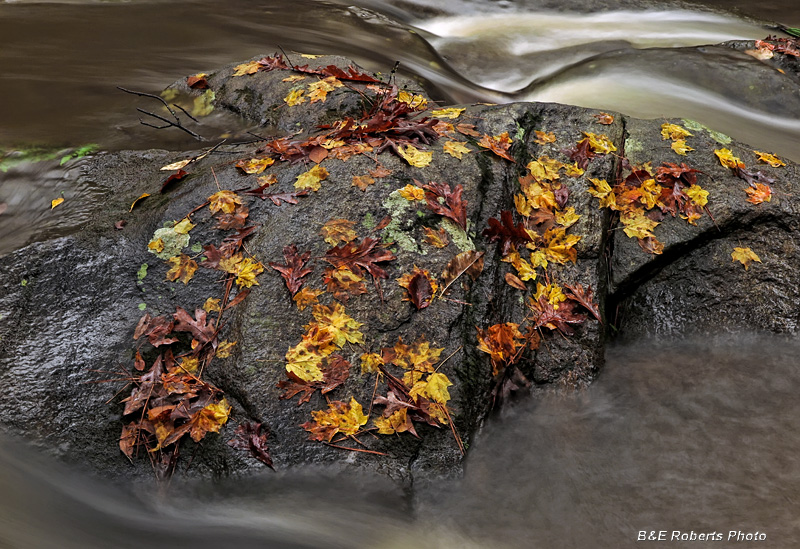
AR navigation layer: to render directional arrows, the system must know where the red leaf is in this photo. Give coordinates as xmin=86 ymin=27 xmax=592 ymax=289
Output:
xmin=133 ymin=314 xmax=178 ymax=347
xmin=269 ymin=245 xmax=313 ymax=296
xmin=564 ymin=283 xmax=602 ymax=323
xmin=173 ymin=307 xmax=215 ymax=344
xmin=422 ymin=181 xmax=468 ymax=230
xmin=564 ymin=139 xmax=596 ymax=169
xmin=186 ymin=75 xmax=209 ymax=89
xmin=324 ymin=237 xmax=396 ymax=279
xmin=483 ymin=210 xmax=533 ymax=256
xmin=407 ymin=271 xmax=434 ymax=309
xmin=228 ymin=421 xmax=274 ymax=469
xmin=160 ymin=169 xmax=188 ymax=193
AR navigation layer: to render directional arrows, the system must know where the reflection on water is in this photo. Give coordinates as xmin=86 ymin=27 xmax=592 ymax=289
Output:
xmin=2 ymin=337 xmax=799 ymax=548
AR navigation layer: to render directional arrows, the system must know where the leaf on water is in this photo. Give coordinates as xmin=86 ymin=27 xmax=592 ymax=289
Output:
xmin=731 ymin=247 xmax=761 ymax=270
xmin=51 ymin=197 xmax=64 ymax=209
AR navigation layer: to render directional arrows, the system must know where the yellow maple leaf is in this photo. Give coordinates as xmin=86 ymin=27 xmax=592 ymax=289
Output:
xmin=51 ymin=197 xmax=64 ymax=209
xmin=587 ymin=178 xmax=616 ymax=209
xmin=745 ymin=183 xmax=772 ymax=205
xmin=502 ymin=251 xmax=537 ymax=281
xmin=731 ymin=247 xmax=761 ymax=270
xmin=300 ymin=53 xmax=321 ymax=59
xmin=374 ymin=408 xmax=411 ymax=435
xmin=236 ymin=157 xmax=275 ymax=174
xmin=166 ymin=254 xmax=198 ymax=284
xmin=715 ymin=148 xmax=745 ymax=169
xmin=282 ymin=75 xmax=306 ymax=83
xmin=397 ymin=144 xmax=433 ymax=167
xmin=563 ymin=163 xmax=585 ymax=177
xmin=293 ymin=287 xmax=324 ymax=311
xmin=232 ymin=61 xmax=260 ymax=76
xmin=203 ymin=297 xmax=221 ymax=313
xmin=320 ymin=218 xmax=357 ymax=246
xmin=218 ymin=253 xmax=243 ymax=274
xmin=555 ymin=207 xmax=581 ymax=228
xmin=173 ymin=218 xmax=195 ymax=234
xmin=671 ymin=139 xmax=694 ymax=155
xmin=232 ymin=257 xmax=264 ymax=288
xmin=294 ymin=165 xmax=329 ymax=191
xmin=360 ymin=352 xmax=384 ymax=375
xmin=431 ymin=107 xmax=465 ymax=119
xmin=539 ymin=228 xmax=580 ymax=264
xmin=216 ymin=340 xmax=237 ymax=358
xmin=660 ymin=123 xmax=692 ymax=141
xmin=527 ymin=156 xmax=563 ymax=182
xmin=533 ymin=130 xmax=556 ymax=145
xmin=443 ymin=140 xmax=471 ymax=159
xmin=397 ymin=90 xmax=428 ymax=110
xmin=421 ymin=372 xmax=453 ymax=404
xmin=178 ymin=356 xmax=199 ymax=374
xmin=284 ymin=88 xmax=306 ymax=106
xmin=307 ymin=76 xmax=342 ymax=103
xmin=305 ymin=397 xmax=368 ymax=441
xmin=754 ymin=151 xmax=785 ymax=167
xmin=286 ymin=326 xmax=337 ymax=382
xmin=534 ymin=282 xmax=567 ymax=308
xmin=307 ymin=302 xmax=364 ymax=347
xmin=514 ymin=194 xmax=531 ymax=217
xmin=620 ymin=209 xmax=658 ymax=239
xmin=398 ymin=184 xmax=426 ymax=201
xmin=638 ymin=178 xmax=662 ymax=210
xmin=148 ymin=238 xmax=165 ymax=253
xmin=520 ymin=179 xmax=557 ymax=211
xmin=189 ymin=399 xmax=231 ymax=442
xmin=583 ymin=132 xmax=617 ymax=154
xmin=686 ymin=184 xmax=709 ymax=207
xmin=208 ymin=190 xmax=242 ymax=214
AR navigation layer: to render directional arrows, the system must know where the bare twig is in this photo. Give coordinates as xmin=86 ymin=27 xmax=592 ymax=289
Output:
xmin=118 ymin=86 xmax=205 ymax=141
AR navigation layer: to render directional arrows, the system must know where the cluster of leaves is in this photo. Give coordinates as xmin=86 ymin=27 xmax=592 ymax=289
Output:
xmin=747 ymin=35 xmax=800 ymax=59
xmin=714 ymin=147 xmax=780 ymax=205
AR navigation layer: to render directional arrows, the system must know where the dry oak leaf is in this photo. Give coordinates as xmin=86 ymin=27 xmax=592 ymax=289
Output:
xmin=754 ymin=151 xmax=785 ymax=167
xmin=443 ymin=140 xmax=472 ymax=159
xmin=166 ymin=254 xmax=198 ymax=284
xmin=351 ymin=174 xmax=375 ymax=191
xmin=731 ymin=247 xmax=761 ymax=270
xmin=294 ymin=165 xmax=329 ymax=191
xmin=236 ymin=157 xmax=275 ymax=174
xmin=745 ymin=183 xmax=772 ymax=205
xmin=398 ymin=184 xmax=426 ymax=201
xmin=269 ymin=244 xmax=313 ymax=296
xmin=397 ymin=144 xmax=433 ymax=167
xmin=208 ymin=190 xmax=242 ymax=215
xmin=477 ymin=132 xmax=514 ymax=162
xmin=476 ymin=323 xmax=525 ymax=375
xmin=431 ymin=107 xmax=466 ymax=119
xmin=715 ymin=148 xmax=745 ymax=170
xmin=320 ymin=218 xmax=358 ymax=246
xmin=303 ymin=397 xmax=369 ymax=442
xmin=173 ymin=307 xmax=216 ymax=344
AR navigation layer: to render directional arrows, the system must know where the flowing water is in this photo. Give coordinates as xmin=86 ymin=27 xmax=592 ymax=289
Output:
xmin=2 ymin=1 xmax=800 ymax=547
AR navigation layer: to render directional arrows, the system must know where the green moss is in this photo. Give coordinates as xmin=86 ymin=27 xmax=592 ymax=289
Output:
xmin=136 ymin=263 xmax=148 ymax=283
xmin=681 ymin=119 xmax=731 ymax=144
xmin=362 ymin=212 xmax=375 ymax=230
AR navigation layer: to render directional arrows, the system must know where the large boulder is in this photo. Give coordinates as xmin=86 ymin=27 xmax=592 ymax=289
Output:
xmin=1 ymin=47 xmax=798 ymax=484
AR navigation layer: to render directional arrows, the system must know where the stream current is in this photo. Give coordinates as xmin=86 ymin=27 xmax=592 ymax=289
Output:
xmin=1 ymin=1 xmax=799 ymax=547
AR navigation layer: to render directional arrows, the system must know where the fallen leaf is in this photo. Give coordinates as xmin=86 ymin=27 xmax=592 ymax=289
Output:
xmin=422 ymin=226 xmax=449 ymax=248
xmin=715 ymin=148 xmax=745 ymax=169
xmin=671 ymin=140 xmax=694 ymax=155
xmin=303 ymin=397 xmax=369 ymax=442
xmin=477 ymin=132 xmax=514 ymax=161
xmin=269 ymin=244 xmax=313 ymax=296
xmin=236 ymin=157 xmax=275 ymax=174
xmin=431 ymin=107 xmax=465 ymax=119
xmin=753 ymin=151 xmax=785 ymax=167
xmin=160 ymin=169 xmax=188 ymax=192
xmin=228 ymin=421 xmax=274 ymax=469
xmin=594 ymin=112 xmax=614 ymax=124
xmin=186 ymin=73 xmax=209 ymax=89
xmin=293 ymin=287 xmax=324 ymax=311
xmin=661 ymin=123 xmax=692 ymax=140
xmin=294 ymin=165 xmax=329 ymax=191
xmin=505 ymin=272 xmax=527 ymax=290
xmin=130 ymin=193 xmax=150 ymax=212
xmin=398 ymin=184 xmax=426 ymax=201
xmin=352 ymin=174 xmax=375 ymax=191
xmin=369 ymin=166 xmax=392 ymax=178
xmin=745 ymin=183 xmax=772 ymax=204
xmin=160 ymin=159 xmax=192 ymax=171
xmin=731 ymin=247 xmax=761 ymax=270
xmin=533 ymin=130 xmax=556 ymax=145
xmin=203 ymin=297 xmax=221 ymax=313
xmin=166 ymin=254 xmax=198 ymax=284
xmin=320 ymin=218 xmax=357 ymax=246
xmin=284 ymin=88 xmax=306 ymax=106
xmin=440 ymin=250 xmax=485 ymax=295
xmin=51 ymin=197 xmax=64 ymax=209
xmin=422 ymin=180 xmax=468 ymax=230
xmin=476 ymin=323 xmax=524 ymax=375
xmin=324 ymin=237 xmax=396 ymax=280
xmin=397 ymin=144 xmax=433 ymax=167
xmin=443 ymin=141 xmax=471 ymax=159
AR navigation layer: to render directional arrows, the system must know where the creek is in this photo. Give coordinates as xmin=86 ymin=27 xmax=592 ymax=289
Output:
xmin=1 ymin=1 xmax=799 ymax=547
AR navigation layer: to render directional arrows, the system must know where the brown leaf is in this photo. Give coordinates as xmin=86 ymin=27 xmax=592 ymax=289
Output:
xmin=422 ymin=226 xmax=449 ymax=248
xmin=308 ymin=146 xmax=328 ymax=164
xmin=564 ymin=283 xmax=602 ymax=323
xmin=160 ymin=169 xmax=188 ymax=193
xmin=114 ymin=220 xmax=127 ymax=230
xmin=173 ymin=307 xmax=216 ymax=344
xmin=133 ymin=314 xmax=178 ymax=347
xmin=351 ymin=174 xmax=375 ymax=191
xmin=477 ymin=132 xmax=514 ymax=162
xmin=407 ymin=270 xmax=434 ymax=309
xmin=369 ymin=166 xmax=392 ymax=178
xmin=505 ymin=272 xmax=527 ymax=290
xmin=269 ymin=245 xmax=313 ymax=296
xmin=440 ymin=250 xmax=485 ymax=295
xmin=483 ymin=210 xmax=533 ymax=256
xmin=421 ymin=180 xmax=468 ymax=230
xmin=186 ymin=74 xmax=209 ymax=89
xmin=228 ymin=421 xmax=274 ymax=469
xmin=323 ymin=237 xmax=396 ymax=280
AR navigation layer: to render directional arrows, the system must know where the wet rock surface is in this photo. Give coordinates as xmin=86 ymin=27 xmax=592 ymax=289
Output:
xmin=0 ymin=48 xmax=798 ymax=484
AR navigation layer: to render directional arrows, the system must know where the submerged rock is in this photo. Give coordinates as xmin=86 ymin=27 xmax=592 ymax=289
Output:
xmin=0 ymin=49 xmax=798 ymax=484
